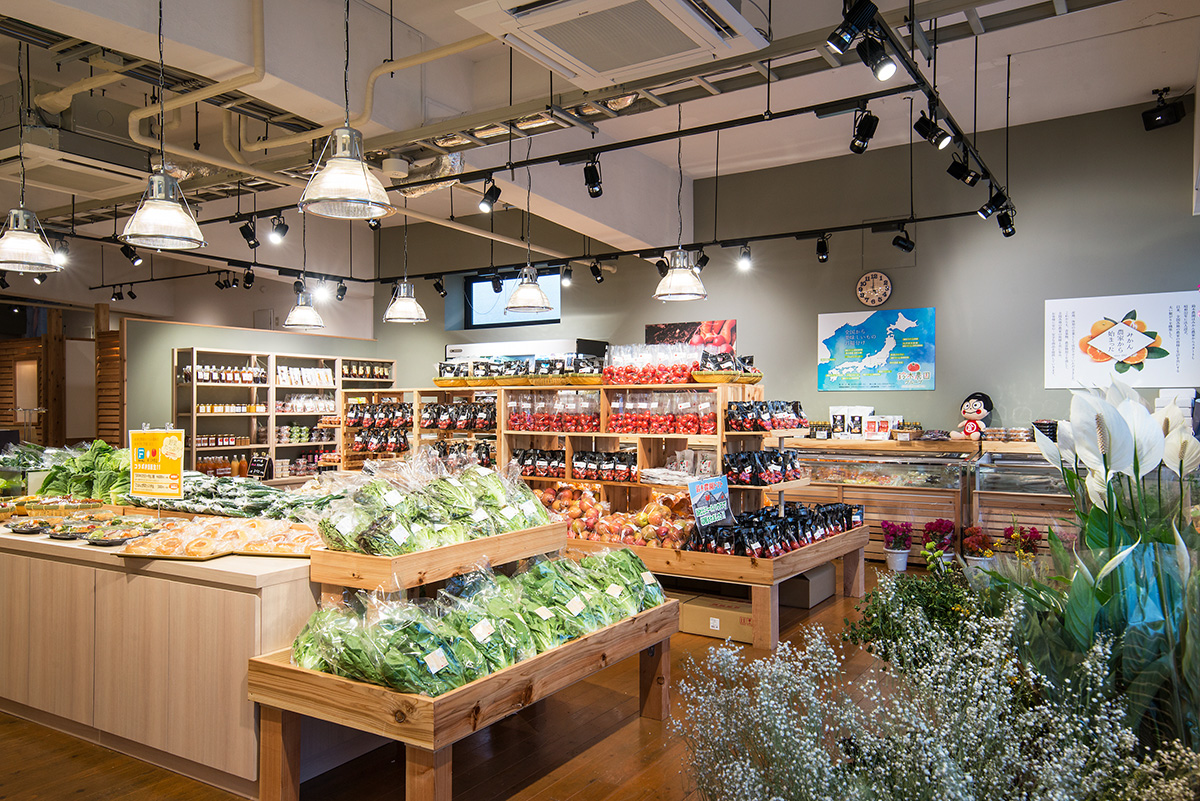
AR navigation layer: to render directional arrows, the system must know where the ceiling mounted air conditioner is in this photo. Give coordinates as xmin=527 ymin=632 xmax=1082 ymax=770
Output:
xmin=459 ymin=0 xmax=768 ymax=90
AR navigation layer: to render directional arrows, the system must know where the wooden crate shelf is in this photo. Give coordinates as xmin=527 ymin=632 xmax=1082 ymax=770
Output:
xmin=308 ymin=522 xmax=567 ymax=592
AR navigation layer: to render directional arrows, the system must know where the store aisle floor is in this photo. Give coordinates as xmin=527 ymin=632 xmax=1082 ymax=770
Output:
xmin=0 ymin=563 xmax=881 ymax=801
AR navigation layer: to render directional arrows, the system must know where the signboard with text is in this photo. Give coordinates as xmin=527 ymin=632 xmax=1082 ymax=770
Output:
xmin=688 ymin=475 xmax=734 ymax=536
xmin=128 ymin=430 xmax=184 ymax=499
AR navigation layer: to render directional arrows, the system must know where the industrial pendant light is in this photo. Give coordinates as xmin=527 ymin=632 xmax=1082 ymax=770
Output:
xmin=382 ymin=206 xmax=426 ymax=323
xmin=283 ymin=215 xmax=325 ymax=331
xmin=506 ymin=264 xmax=551 ymax=313
xmin=654 ymin=248 xmax=707 ymax=302
xmin=299 ymin=0 xmax=394 ymax=221
xmin=654 ymin=108 xmax=705 ymax=302
xmin=0 ymin=44 xmax=62 ymax=274
xmin=504 ymin=164 xmax=551 ymax=314
xmin=121 ymin=1 xmax=205 ymax=250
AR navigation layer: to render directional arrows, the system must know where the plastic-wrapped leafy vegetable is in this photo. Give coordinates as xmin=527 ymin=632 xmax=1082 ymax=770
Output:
xmin=458 ymin=465 xmax=508 ymax=509
xmin=291 ymin=606 xmax=361 ymax=673
xmin=421 ymin=476 xmax=477 ymax=519
xmin=600 ymin=548 xmax=666 ymax=610
xmin=516 ymin=559 xmax=599 ymax=643
xmin=318 ymin=500 xmax=377 ymax=552
xmin=577 ymin=551 xmax=641 ymax=619
xmin=440 ymin=569 xmax=535 ymax=671
xmin=371 ymin=601 xmax=472 ymax=696
xmin=547 ymin=556 xmax=620 ymax=629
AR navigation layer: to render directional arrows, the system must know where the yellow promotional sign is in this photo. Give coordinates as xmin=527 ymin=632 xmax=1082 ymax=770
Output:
xmin=128 ymin=430 xmax=185 ymax=499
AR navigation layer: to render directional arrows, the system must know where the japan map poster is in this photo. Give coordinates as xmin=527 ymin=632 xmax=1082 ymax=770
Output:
xmin=817 ymin=307 xmax=936 ymax=391
xmin=1044 ymin=291 xmax=1200 ymax=388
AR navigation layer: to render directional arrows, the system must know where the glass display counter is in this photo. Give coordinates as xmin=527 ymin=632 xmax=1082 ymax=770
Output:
xmin=973 ymin=451 xmax=1077 ymax=546
xmin=780 ymin=443 xmax=976 ymax=560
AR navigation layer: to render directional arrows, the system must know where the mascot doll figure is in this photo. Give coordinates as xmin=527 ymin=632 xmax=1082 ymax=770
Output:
xmin=951 ymin=392 xmax=993 ymax=441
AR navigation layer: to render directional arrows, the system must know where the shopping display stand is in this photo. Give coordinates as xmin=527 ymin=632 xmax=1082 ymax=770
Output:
xmin=249 ymin=522 xmax=679 ymax=801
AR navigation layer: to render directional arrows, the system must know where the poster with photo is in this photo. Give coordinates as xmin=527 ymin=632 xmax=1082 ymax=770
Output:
xmin=645 ymin=319 xmax=736 ymax=353
xmin=1044 ymin=291 xmax=1199 ymax=388
xmin=817 ymin=307 xmax=936 ymax=391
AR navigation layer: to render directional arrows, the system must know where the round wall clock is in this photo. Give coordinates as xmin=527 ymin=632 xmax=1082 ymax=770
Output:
xmin=856 ymin=271 xmax=892 ymax=307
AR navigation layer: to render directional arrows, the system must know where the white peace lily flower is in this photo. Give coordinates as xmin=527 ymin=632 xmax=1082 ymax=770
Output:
xmin=1104 ymin=378 xmax=1143 ymax=409
xmin=1070 ymin=392 xmax=1134 ymax=478
xmin=1152 ymin=398 xmax=1184 ymax=437
xmin=1085 ymin=471 xmax=1109 ymax=510
xmin=1172 ymin=524 xmax=1191 ymax=587
xmin=1033 ymin=426 xmax=1060 ymax=467
xmin=1162 ymin=427 xmax=1200 ymax=477
xmin=1056 ymin=421 xmax=1077 ymax=465
xmin=1117 ymin=398 xmax=1164 ymax=477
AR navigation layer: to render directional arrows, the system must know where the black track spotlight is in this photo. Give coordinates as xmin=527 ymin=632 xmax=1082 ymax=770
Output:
xmin=827 ymin=0 xmax=878 ymax=55
xmin=215 ymin=274 xmax=225 ymax=290
xmin=1143 ymin=88 xmax=1186 ymax=131
xmin=33 ymin=273 xmax=47 ymax=285
xmin=433 ymin=276 xmax=446 ymax=297
xmin=655 ymin=258 xmax=669 ymax=278
xmin=737 ymin=244 xmax=752 ymax=271
xmin=50 ymin=237 xmax=69 ymax=266
xmin=856 ymin=35 xmax=895 ymax=81
xmin=110 ymin=287 xmax=119 ymax=302
xmin=914 ymin=111 xmax=952 ymax=150
xmin=0 ymin=272 xmax=9 ymax=289
xmin=997 ymin=208 xmax=1016 ymax=238
xmin=367 ymin=218 xmax=381 ymax=231
xmin=849 ymin=109 xmax=879 ymax=154
xmin=816 ymin=235 xmax=830 ymax=263
xmin=114 ymin=286 xmax=124 ymax=301
xmin=267 ymin=214 xmax=289 ymax=244
xmin=946 ymin=153 xmax=981 ymax=186
xmin=238 ymin=220 xmax=259 ymax=249
xmin=243 ymin=269 xmax=255 ymax=288
xmin=231 ymin=274 xmax=239 ymax=289
xmin=491 ymin=273 xmax=503 ymax=294
xmin=892 ymin=227 xmax=915 ymax=252
xmin=977 ymin=186 xmax=1008 ymax=219
xmin=583 ymin=157 xmax=602 ymax=198
xmin=120 ymin=243 xmax=143 ymax=267
xmin=695 ymin=251 xmax=710 ymax=271
xmin=478 ymin=178 xmax=501 ymax=213
xmin=590 ymin=261 xmax=604 ymax=284
xmin=293 ymin=279 xmax=305 ymax=294
xmin=560 ymin=266 xmax=572 ymax=287
xmin=127 ymin=286 xmax=137 ymax=300
xmin=222 ymin=273 xmax=234 ymax=290
xmin=336 ymin=280 xmax=347 ymax=301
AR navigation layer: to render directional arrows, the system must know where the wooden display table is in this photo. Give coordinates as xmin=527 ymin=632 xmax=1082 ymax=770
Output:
xmin=249 ymin=599 xmax=679 ymax=801
xmin=569 ymin=524 xmax=868 ymax=650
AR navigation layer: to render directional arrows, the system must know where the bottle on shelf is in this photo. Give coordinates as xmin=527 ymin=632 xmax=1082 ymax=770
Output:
xmin=239 ymin=453 xmax=249 ymax=477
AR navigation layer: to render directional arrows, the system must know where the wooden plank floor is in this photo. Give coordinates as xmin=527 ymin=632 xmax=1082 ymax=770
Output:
xmin=0 ymin=563 xmax=883 ymax=801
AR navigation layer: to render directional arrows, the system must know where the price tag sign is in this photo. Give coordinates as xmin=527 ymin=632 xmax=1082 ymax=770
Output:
xmin=128 ymin=430 xmax=184 ymax=499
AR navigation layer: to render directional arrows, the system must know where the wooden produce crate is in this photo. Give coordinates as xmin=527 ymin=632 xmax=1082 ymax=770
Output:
xmin=249 ymin=599 xmax=678 ymax=801
xmin=309 ymin=522 xmax=567 ymax=592
xmin=569 ymin=524 xmax=868 ymax=649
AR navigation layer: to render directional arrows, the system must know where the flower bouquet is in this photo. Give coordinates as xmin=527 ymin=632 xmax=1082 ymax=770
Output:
xmin=881 ymin=519 xmax=912 ymax=572
xmin=921 ymin=518 xmax=956 ymax=562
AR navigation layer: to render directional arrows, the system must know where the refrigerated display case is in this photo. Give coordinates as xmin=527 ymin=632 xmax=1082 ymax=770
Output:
xmin=973 ymin=450 xmax=1076 ymax=547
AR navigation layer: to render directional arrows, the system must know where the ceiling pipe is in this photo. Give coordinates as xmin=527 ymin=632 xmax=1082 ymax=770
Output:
xmin=35 ymin=58 xmax=150 ymax=114
xmin=234 ymin=33 xmax=495 ymax=156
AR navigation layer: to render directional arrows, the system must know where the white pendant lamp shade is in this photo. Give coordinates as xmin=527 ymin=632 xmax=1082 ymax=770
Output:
xmin=121 ymin=171 xmax=206 ymax=250
xmin=0 ymin=209 xmax=59 ymax=274
xmin=383 ymin=281 xmax=427 ymax=323
xmin=505 ymin=265 xmax=552 ymax=313
xmin=283 ymin=290 xmax=325 ymax=331
xmin=654 ymin=248 xmax=707 ymax=302
xmin=299 ymin=128 xmax=395 ymax=220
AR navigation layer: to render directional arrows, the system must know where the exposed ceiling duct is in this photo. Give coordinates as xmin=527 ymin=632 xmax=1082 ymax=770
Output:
xmin=393 ymin=153 xmax=464 ymax=198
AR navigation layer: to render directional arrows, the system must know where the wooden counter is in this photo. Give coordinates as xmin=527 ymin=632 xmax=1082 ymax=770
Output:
xmin=0 ymin=532 xmax=328 ymax=797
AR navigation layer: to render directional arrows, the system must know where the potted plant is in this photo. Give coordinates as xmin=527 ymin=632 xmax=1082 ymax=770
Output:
xmin=880 ymin=520 xmax=912 ymax=572
xmin=961 ymin=525 xmax=995 ymax=572
xmin=922 ymin=518 xmax=956 ymax=563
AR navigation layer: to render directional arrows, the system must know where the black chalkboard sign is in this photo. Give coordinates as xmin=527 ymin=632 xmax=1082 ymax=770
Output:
xmin=247 ymin=454 xmax=273 ymax=480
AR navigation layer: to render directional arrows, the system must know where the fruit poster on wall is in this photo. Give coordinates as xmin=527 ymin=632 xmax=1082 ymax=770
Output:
xmin=1045 ymin=290 xmax=1200 ymax=388
xmin=817 ymin=307 xmax=936 ymax=391
xmin=645 ymin=319 xmax=736 ymax=353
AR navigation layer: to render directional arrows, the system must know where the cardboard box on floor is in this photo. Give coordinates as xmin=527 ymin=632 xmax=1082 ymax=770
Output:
xmin=680 ymin=595 xmax=755 ymax=643
xmin=679 ymin=563 xmax=838 ymax=643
